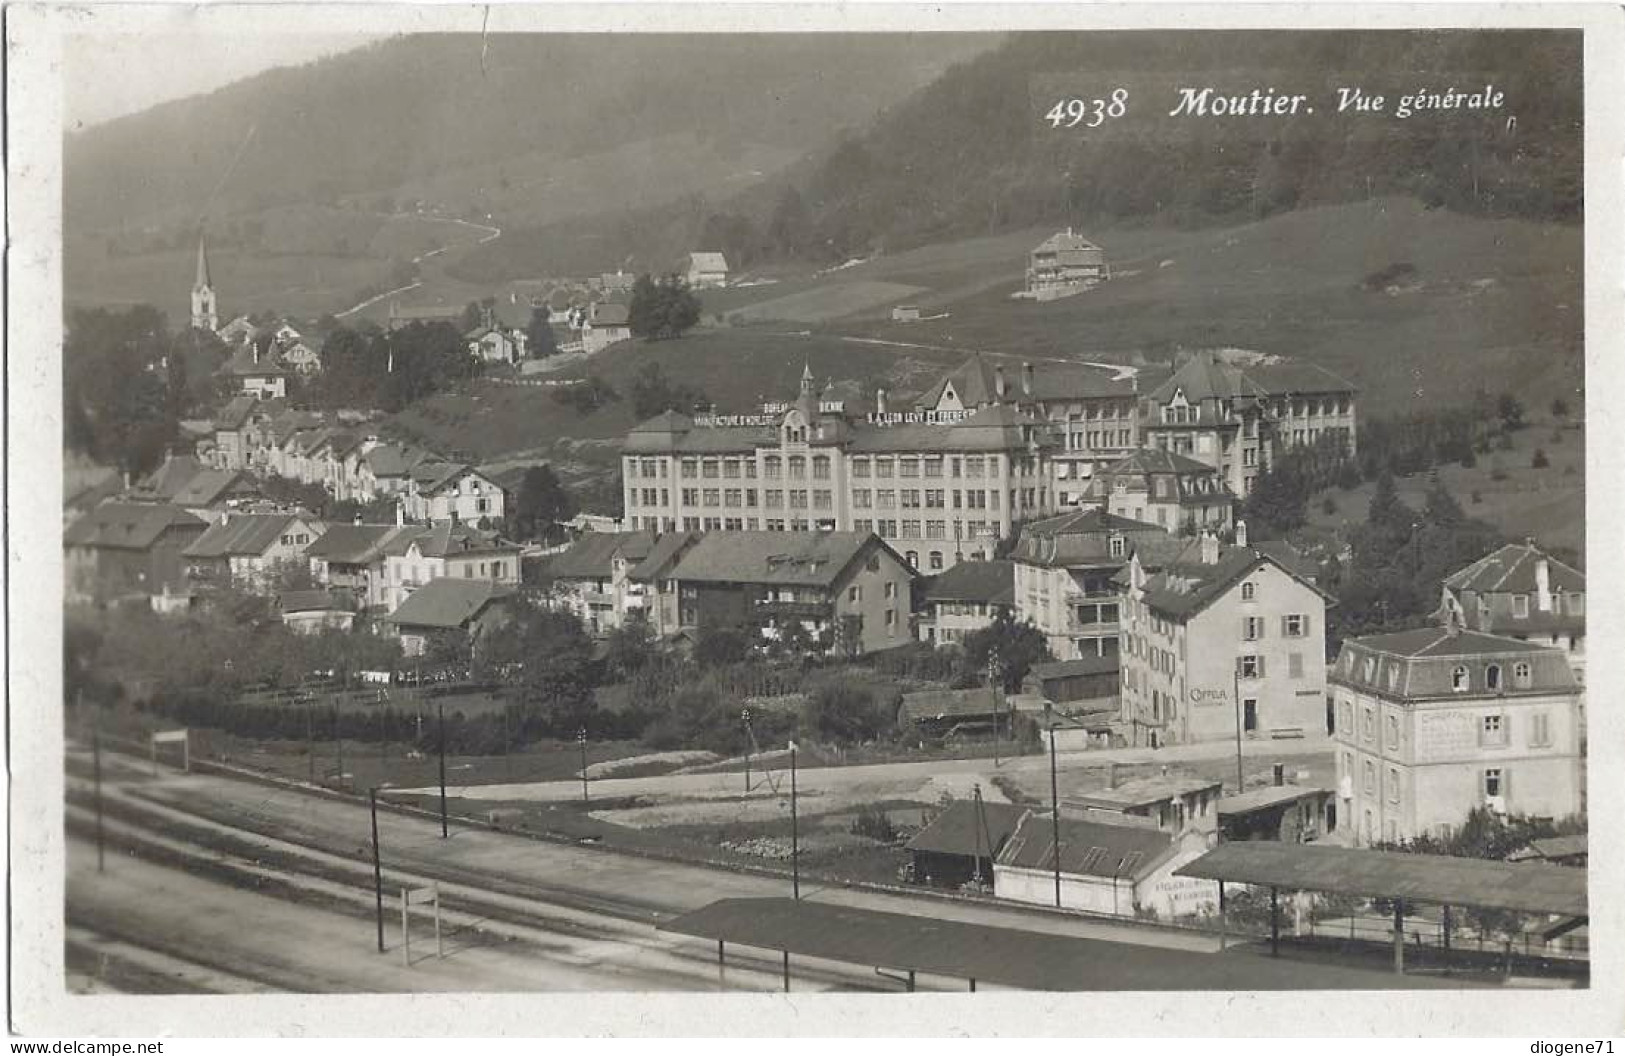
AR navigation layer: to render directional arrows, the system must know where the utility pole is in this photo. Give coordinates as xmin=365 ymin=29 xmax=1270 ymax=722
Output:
xmin=92 ymin=717 xmax=105 ymax=874
xmin=1233 ymin=665 xmax=1245 ymax=794
xmin=370 ymin=788 xmax=385 ymax=953
xmin=336 ymin=702 xmax=345 ymax=791
xmin=741 ymin=708 xmax=753 ymax=793
xmin=790 ymin=741 xmax=800 ymax=900
xmin=305 ymin=696 xmax=315 ymax=785
xmin=988 ymin=650 xmax=1001 ymax=767
xmin=1048 ymin=706 xmax=1062 ymax=909
xmin=578 ymin=727 xmax=589 ymax=805
xmin=437 ymin=703 xmax=448 ymax=838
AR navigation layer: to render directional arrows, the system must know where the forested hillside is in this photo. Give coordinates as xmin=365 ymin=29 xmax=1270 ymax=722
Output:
xmin=454 ymin=29 xmax=1582 ymax=280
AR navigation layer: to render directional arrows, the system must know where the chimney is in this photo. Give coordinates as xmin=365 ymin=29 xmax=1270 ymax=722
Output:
xmin=1022 ymin=362 xmax=1034 ymax=398
xmin=1234 ymin=519 xmax=1248 ymax=548
xmin=1199 ymin=531 xmax=1220 ymax=566
xmin=876 ymin=388 xmax=888 ymax=415
xmin=995 ymin=366 xmax=1008 ymax=401
xmin=1273 ymin=763 xmax=1285 ymax=787
xmin=1535 ymin=555 xmax=1552 ymax=612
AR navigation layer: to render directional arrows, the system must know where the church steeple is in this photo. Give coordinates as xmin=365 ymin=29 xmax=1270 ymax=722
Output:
xmin=190 ymin=230 xmax=218 ymax=332
xmin=800 ymin=361 xmax=815 ymax=396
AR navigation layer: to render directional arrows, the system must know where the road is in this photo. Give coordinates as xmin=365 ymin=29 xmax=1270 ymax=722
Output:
xmin=60 ymin=740 xmax=1461 ymax=995
xmin=403 ymin=733 xmax=1336 ymax=809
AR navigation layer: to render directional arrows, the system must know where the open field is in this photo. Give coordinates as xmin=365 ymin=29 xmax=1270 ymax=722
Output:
xmin=1306 ymin=420 xmax=1585 ymax=556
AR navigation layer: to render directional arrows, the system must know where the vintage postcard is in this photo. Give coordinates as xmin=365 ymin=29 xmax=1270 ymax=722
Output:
xmin=7 ymin=0 xmax=1623 ymax=1039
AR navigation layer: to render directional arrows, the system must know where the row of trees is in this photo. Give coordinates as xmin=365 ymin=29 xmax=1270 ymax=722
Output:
xmin=307 ymin=321 xmax=484 ymax=412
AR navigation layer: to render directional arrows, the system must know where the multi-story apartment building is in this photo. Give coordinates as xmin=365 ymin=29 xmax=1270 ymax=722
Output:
xmin=377 ymin=520 xmax=522 ymax=613
xmin=917 ymin=558 xmax=1014 ymax=647
xmin=621 ymin=365 xmax=1056 ymax=574
xmin=1119 ymin=529 xmax=1330 ymax=747
xmin=1091 ymin=449 xmax=1236 ymax=533
xmin=1010 ymin=509 xmax=1179 ymax=661
xmin=1139 ymin=351 xmax=1357 ymax=497
xmin=665 ymin=530 xmax=917 ymax=655
xmin=1437 ymin=541 xmax=1585 ymax=685
xmin=1329 ymin=627 xmax=1583 ymax=847
xmin=1024 ymin=229 xmax=1109 ymax=299
xmin=913 ymin=354 xmax=1142 ymax=507
xmin=547 ymin=531 xmax=657 ymax=635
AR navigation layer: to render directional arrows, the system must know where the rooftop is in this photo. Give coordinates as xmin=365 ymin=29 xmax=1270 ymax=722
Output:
xmin=671 ymin=531 xmax=909 ymax=589
xmin=922 ymin=559 xmax=1014 ymax=606
xmin=1443 ymin=542 xmax=1585 ymax=596
xmin=1068 ymin=773 xmax=1223 ymax=811
xmin=996 ymin=812 xmax=1172 ymax=880
xmin=898 ymin=687 xmax=1005 ymax=724
xmin=1137 ymin=536 xmax=1325 ymax=621
xmin=183 ymin=514 xmax=306 ymax=559
xmin=387 ymin=578 xmax=515 ymax=630
xmin=550 ymin=531 xmax=656 ymax=580
xmin=905 ymin=800 xmax=1031 ymax=859
xmin=1217 ymin=784 xmax=1334 ymax=816
xmin=1176 ymin=841 xmax=1587 ymax=916
xmin=64 ymin=501 xmax=206 ymax=551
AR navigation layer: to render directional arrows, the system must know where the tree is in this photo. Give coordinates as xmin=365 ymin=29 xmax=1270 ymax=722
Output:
xmin=526 ymin=307 xmax=558 ymax=359
xmin=1497 ymin=393 xmax=1526 ymax=431
xmin=482 ymin=603 xmax=599 ymax=731
xmin=602 ymin=612 xmax=656 ymax=682
xmin=958 ymin=611 xmax=1053 ymax=693
xmin=460 ymin=301 xmax=485 ymax=334
xmin=1421 ymin=471 xmax=1465 ymax=528
xmin=802 ymin=679 xmax=890 ymax=745
xmin=695 ymin=624 xmax=753 ymax=667
xmin=629 ymin=361 xmax=707 ymax=421
xmin=511 ymin=465 xmax=575 ymax=542
xmin=628 ymin=274 xmax=702 ymax=341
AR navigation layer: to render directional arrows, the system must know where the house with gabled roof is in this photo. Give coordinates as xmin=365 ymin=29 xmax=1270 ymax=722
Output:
xmin=386 ymin=578 xmax=518 ymax=658
xmin=305 ymin=522 xmax=419 ymax=610
xmin=1120 ymin=528 xmax=1332 ymax=748
xmin=363 ymin=442 xmax=436 ymax=497
xmin=684 ymin=252 xmax=729 ymax=288
xmin=64 ymin=501 xmax=209 ymax=605
xmin=581 ymin=301 xmax=632 ymax=353
xmin=183 ymin=512 xmax=322 ymax=590
xmin=465 ymin=325 xmax=527 ymax=364
xmin=401 ymin=462 xmax=504 ymax=525
xmin=667 ymin=530 xmax=916 ymax=655
xmin=1437 ymin=540 xmax=1585 ymax=685
xmin=1140 ymin=350 xmax=1358 ymax=498
xmin=221 ymin=340 xmax=288 ymax=400
xmin=1092 ymin=448 xmax=1235 ymax=534
xmin=379 ymin=520 xmax=521 ymax=613
xmin=1025 ymin=228 xmax=1108 ymax=298
xmin=624 ymin=530 xmax=703 ymax=637
xmin=917 ymin=558 xmax=1014 ymax=647
xmin=547 ymin=530 xmax=657 ymax=635
xmin=993 ymin=811 xmax=1218 ymax=920
xmin=170 ymin=466 xmax=261 ymax=517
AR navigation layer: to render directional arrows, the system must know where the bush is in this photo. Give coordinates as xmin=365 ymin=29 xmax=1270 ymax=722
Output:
xmin=1532 ymin=448 xmax=1550 ymax=469
xmin=1458 ymin=449 xmax=1477 ymax=469
xmin=1321 ymin=496 xmax=1338 ymax=516
xmin=849 ymin=804 xmax=899 ymax=843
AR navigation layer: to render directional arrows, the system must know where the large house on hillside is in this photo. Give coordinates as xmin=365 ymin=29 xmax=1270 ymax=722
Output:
xmin=64 ymin=502 xmax=208 ymax=606
xmin=1025 ymin=229 xmax=1109 ymax=299
xmin=685 ymin=252 xmax=729 ymax=288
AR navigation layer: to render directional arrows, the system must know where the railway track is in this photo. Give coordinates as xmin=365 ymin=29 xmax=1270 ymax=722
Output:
xmin=64 ymin=755 xmax=898 ymax=993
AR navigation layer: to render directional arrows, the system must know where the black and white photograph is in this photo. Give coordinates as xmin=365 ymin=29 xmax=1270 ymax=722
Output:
xmin=8 ymin=1 xmax=1624 ymax=1039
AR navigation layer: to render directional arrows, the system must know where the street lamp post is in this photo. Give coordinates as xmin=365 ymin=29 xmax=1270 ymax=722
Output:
xmin=741 ymin=708 xmax=753 ymax=793
xmin=578 ymin=727 xmax=590 ymax=805
xmin=789 ymin=740 xmax=800 ymax=900
xmin=1046 ymin=703 xmax=1062 ymax=909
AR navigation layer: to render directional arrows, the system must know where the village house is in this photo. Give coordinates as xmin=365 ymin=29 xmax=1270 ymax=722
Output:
xmin=1022 ymin=656 xmax=1122 ymax=719
xmin=220 ymin=341 xmax=289 ymax=400
xmin=182 ymin=512 xmax=322 ymax=591
xmin=1217 ymin=775 xmax=1338 ymax=843
xmin=1329 ymin=626 xmax=1583 ymax=847
xmin=1024 ymin=228 xmax=1109 ymax=299
xmin=1064 ymin=773 xmax=1225 ymax=839
xmin=666 ymin=530 xmax=917 ymax=656
xmin=1138 ymin=351 xmax=1358 ymax=499
xmin=1118 ymin=528 xmax=1331 ymax=747
xmin=546 ymin=531 xmax=657 ymax=635
xmin=684 ymin=252 xmax=729 ymax=288
xmin=622 ymin=530 xmax=703 ymax=638
xmin=304 ymin=522 xmax=420 ymax=611
xmin=378 ymin=520 xmax=522 ymax=613
xmin=64 ymin=501 xmax=209 ymax=606
xmin=1436 ymin=540 xmax=1585 ymax=685
xmin=212 ymin=396 xmax=259 ymax=470
xmin=1092 ymin=448 xmax=1236 ymax=534
xmin=905 ymin=800 xmax=1032 ymax=890
xmin=465 ymin=325 xmax=528 ymax=364
xmin=277 ymin=589 xmax=355 ymax=635
xmin=1010 ymin=508 xmax=1178 ymax=661
xmin=897 ymin=687 xmax=1010 ymax=740
xmin=993 ymin=812 xmax=1218 ymax=921
xmin=916 ymin=558 xmax=1014 ymax=647
xmin=401 ymin=462 xmax=506 ymax=525
xmin=386 ymin=578 xmax=517 ymax=658
xmin=580 ymin=301 xmax=632 ymax=354
xmin=168 ymin=466 xmax=262 ymax=518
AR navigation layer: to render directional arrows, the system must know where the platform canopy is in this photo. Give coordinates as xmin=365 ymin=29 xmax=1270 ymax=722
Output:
xmin=1175 ymin=842 xmax=1587 ymax=916
xmin=658 ymin=897 xmax=1464 ymax=990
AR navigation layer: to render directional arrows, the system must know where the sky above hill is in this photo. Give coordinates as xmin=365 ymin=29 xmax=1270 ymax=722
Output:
xmin=64 ymin=31 xmax=389 ymax=130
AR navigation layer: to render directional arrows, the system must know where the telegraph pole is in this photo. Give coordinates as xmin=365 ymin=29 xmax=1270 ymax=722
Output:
xmin=305 ymin=696 xmax=315 ymax=785
xmin=437 ymin=703 xmax=448 ymax=838
xmin=1048 ymin=706 xmax=1062 ymax=908
xmin=578 ymin=727 xmax=590 ymax=805
xmin=1233 ymin=666 xmax=1245 ymax=794
xmin=741 ymin=708 xmax=753 ymax=793
xmin=92 ymin=717 xmax=105 ymax=874
xmin=370 ymin=788 xmax=385 ymax=953
xmin=790 ymin=741 xmax=800 ymax=900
